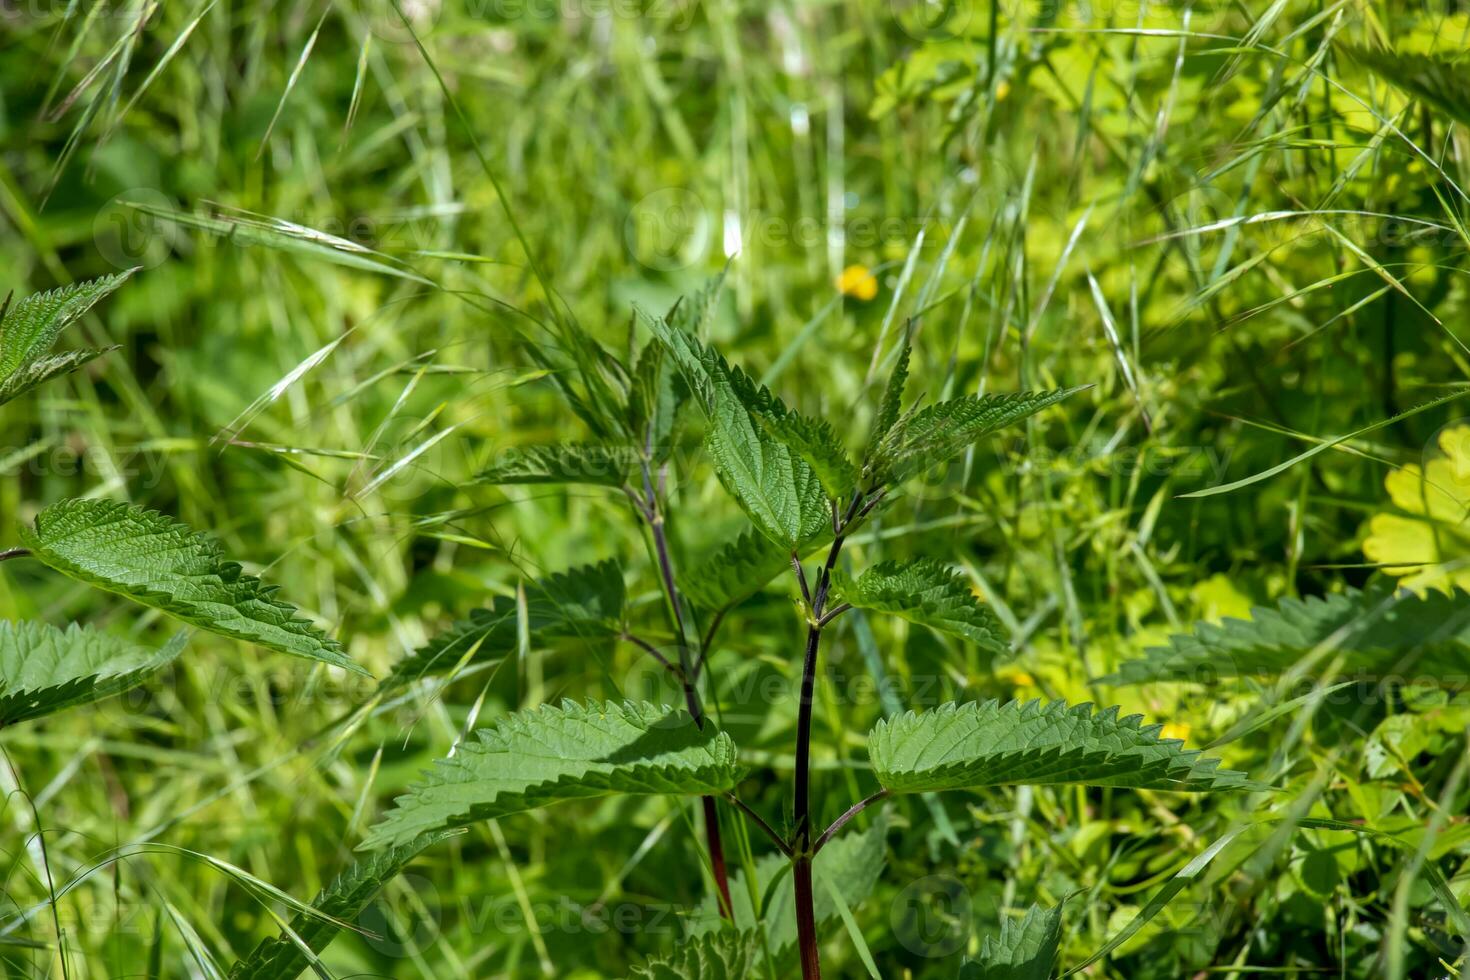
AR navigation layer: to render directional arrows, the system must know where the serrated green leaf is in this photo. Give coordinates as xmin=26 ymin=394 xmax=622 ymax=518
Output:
xmin=864 ymin=335 xmax=911 ymax=464
xmin=872 ymin=387 xmax=1086 ymax=486
xmin=382 ymin=560 xmax=624 ymax=688
xmin=831 ymin=559 xmax=1008 ymax=657
xmin=757 ymin=408 xmax=858 ymax=500
xmin=693 ymin=815 xmax=887 ymax=955
xmin=868 ymin=699 xmax=1251 ymax=794
xmin=682 ymin=529 xmax=802 ymax=611
xmin=1105 ymin=584 xmax=1470 ymax=685
xmin=638 ymin=307 xmax=835 ymax=548
xmin=228 ymin=833 xmax=450 ymax=980
xmin=628 ymin=340 xmax=686 ymax=463
xmin=629 ymin=929 xmax=762 ymax=980
xmin=959 ymin=903 xmax=1063 ymax=980
xmin=361 ymin=700 xmax=742 ymax=849
xmin=1345 ymin=46 xmax=1470 ymax=127
xmin=19 ymin=499 xmax=366 ymax=676
xmin=0 ymin=272 xmax=132 ymax=405
xmin=0 ymin=621 xmax=185 ymax=726
xmin=474 ymin=443 xmax=640 ymax=487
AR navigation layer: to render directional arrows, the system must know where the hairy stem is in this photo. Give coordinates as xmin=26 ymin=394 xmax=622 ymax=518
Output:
xmin=630 ymin=459 xmax=734 ymax=920
xmin=792 ymin=493 xmax=865 ymax=980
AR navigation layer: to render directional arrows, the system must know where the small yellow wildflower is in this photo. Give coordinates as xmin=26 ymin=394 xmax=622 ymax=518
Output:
xmin=999 ymin=669 xmax=1035 ymax=687
xmin=1160 ymin=722 xmax=1191 ymax=743
xmin=995 ymin=79 xmax=1011 ymax=101
xmin=836 ymin=264 xmax=878 ymax=301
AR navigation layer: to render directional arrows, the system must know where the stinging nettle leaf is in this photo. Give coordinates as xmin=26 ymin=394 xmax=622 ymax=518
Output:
xmin=863 ymin=335 xmax=912 ymax=467
xmin=361 ymin=700 xmax=742 ymax=849
xmin=0 ymin=271 xmax=133 ymax=405
xmin=382 ymin=560 xmax=625 ymax=689
xmin=1104 ymin=584 xmax=1470 ymax=686
xmin=872 ymin=387 xmax=1087 ymax=486
xmin=629 ymin=929 xmax=763 ymax=980
xmin=831 ymin=558 xmax=1009 ymax=657
xmin=959 ymin=903 xmax=1063 ymax=980
xmin=638 ymin=306 xmax=836 ymax=548
xmin=868 ymin=699 xmax=1251 ymax=794
xmin=228 ymin=832 xmax=451 ymax=980
xmin=474 ymin=443 xmax=641 ymax=487
xmin=19 ymin=499 xmax=366 ymax=676
xmin=0 ymin=621 xmax=185 ymax=726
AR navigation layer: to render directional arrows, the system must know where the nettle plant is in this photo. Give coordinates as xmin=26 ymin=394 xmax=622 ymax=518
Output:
xmin=0 ymin=273 xmax=366 ymax=738
xmin=339 ymin=275 xmax=1254 ymax=979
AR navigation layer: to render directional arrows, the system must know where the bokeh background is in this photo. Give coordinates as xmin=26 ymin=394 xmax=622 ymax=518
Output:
xmin=2 ymin=0 xmax=1470 ymax=975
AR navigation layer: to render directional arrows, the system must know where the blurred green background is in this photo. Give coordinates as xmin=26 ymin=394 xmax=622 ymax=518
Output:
xmin=2 ymin=0 xmax=1470 ymax=976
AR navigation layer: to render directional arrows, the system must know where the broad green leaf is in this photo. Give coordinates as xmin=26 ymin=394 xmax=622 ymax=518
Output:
xmin=474 ymin=443 xmax=640 ymax=487
xmin=683 ymin=525 xmax=839 ymax=611
xmin=868 ymin=699 xmax=1251 ymax=794
xmin=831 ymin=559 xmax=1009 ymax=657
xmin=756 ymin=407 xmax=858 ymax=500
xmin=960 ymin=903 xmax=1063 ymax=980
xmin=228 ymin=833 xmax=449 ymax=980
xmin=629 ymin=929 xmax=762 ymax=980
xmin=382 ymin=560 xmax=624 ymax=688
xmin=0 ymin=272 xmax=131 ymax=405
xmin=361 ymin=700 xmax=742 ymax=849
xmin=19 ymin=499 xmax=366 ymax=676
xmin=693 ymin=815 xmax=887 ymax=955
xmin=871 ymin=387 xmax=1086 ymax=486
xmin=1105 ymin=584 xmax=1470 ymax=685
xmin=0 ymin=621 xmax=185 ymax=726
xmin=1345 ymin=46 xmax=1470 ymax=128
xmin=638 ymin=307 xmax=834 ymax=547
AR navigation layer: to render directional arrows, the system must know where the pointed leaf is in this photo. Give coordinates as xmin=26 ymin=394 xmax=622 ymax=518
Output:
xmin=630 ymin=929 xmax=762 ymax=980
xmin=361 ymin=700 xmax=742 ymax=849
xmin=0 ymin=272 xmax=132 ymax=405
xmin=831 ymin=559 xmax=1009 ymax=657
xmin=864 ymin=335 xmax=911 ymax=465
xmin=228 ymin=833 xmax=450 ymax=980
xmin=868 ymin=699 xmax=1251 ymax=794
xmin=960 ymin=903 xmax=1063 ymax=980
xmin=19 ymin=499 xmax=366 ymax=675
xmin=382 ymin=560 xmax=624 ymax=689
xmin=638 ymin=307 xmax=833 ymax=547
xmin=628 ymin=340 xmax=686 ymax=463
xmin=873 ymin=387 xmax=1086 ymax=486
xmin=1105 ymin=584 xmax=1470 ymax=685
xmin=475 ymin=443 xmax=640 ymax=487
xmin=0 ymin=621 xmax=185 ymax=726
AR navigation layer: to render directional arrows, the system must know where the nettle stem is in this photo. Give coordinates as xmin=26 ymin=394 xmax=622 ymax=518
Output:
xmin=792 ymin=493 xmax=865 ymax=980
xmin=0 ymin=548 xmax=30 ymax=563
xmin=629 ymin=459 xmax=735 ymax=920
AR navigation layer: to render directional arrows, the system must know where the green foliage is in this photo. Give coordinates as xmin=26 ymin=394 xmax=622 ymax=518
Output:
xmin=862 ymin=337 xmax=911 ymax=465
xmin=868 ymin=388 xmax=1086 ymax=487
xmin=362 ymin=700 xmax=742 ymax=849
xmin=683 ymin=527 xmax=832 ymax=611
xmin=869 ymin=699 xmax=1250 ymax=794
xmin=693 ymin=816 xmax=888 ymax=955
xmin=1345 ymin=46 xmax=1470 ymax=127
xmin=628 ymin=930 xmax=762 ymax=980
xmin=639 ymin=304 xmax=834 ymax=547
xmin=382 ymin=560 xmax=624 ymax=688
xmin=959 ymin=904 xmax=1063 ymax=980
xmin=0 ymin=272 xmax=129 ymax=405
xmin=475 ymin=443 xmax=640 ymax=487
xmin=831 ymin=558 xmax=1008 ymax=656
xmin=1106 ymin=585 xmax=1470 ymax=684
xmin=0 ymin=621 xmax=185 ymax=726
xmin=19 ymin=499 xmax=365 ymax=675
xmin=227 ymin=833 xmax=449 ymax=980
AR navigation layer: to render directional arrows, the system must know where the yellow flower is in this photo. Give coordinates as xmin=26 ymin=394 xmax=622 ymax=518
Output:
xmin=836 ymin=264 xmax=878 ymax=301
xmin=995 ymin=79 xmax=1010 ymax=101
xmin=1362 ymin=426 xmax=1470 ymax=594
xmin=1160 ymin=722 xmax=1191 ymax=743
